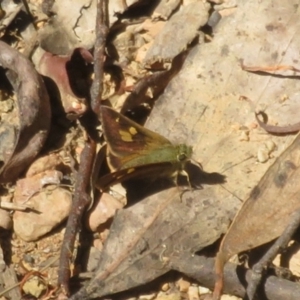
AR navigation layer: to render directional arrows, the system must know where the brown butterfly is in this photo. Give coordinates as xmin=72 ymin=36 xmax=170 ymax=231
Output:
xmin=96 ymin=106 xmax=194 ymax=190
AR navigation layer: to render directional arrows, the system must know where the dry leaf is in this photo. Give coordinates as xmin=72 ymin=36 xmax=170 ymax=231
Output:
xmin=214 ymin=134 xmax=300 ymax=298
xmin=144 ymin=1 xmax=210 ymax=65
xmin=71 ymin=187 xmax=229 ymax=299
xmin=0 ymin=41 xmax=51 ymax=183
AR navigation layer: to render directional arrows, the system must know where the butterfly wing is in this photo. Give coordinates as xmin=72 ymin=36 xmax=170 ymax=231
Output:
xmin=96 ymin=161 xmax=176 ymax=191
xmin=100 ymin=106 xmax=175 ymax=170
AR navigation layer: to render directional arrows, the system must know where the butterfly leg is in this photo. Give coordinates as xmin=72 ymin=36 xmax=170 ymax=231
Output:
xmin=246 ymin=207 xmax=300 ymax=300
xmin=180 ymin=169 xmax=192 ymax=189
xmin=170 ymin=170 xmax=192 ymax=189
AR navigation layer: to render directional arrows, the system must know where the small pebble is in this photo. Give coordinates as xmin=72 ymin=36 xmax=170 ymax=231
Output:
xmin=161 ymin=283 xmax=170 ymax=292
xmin=139 ymin=292 xmax=157 ymax=300
xmin=42 ymin=247 xmax=51 ymax=254
xmin=265 ymin=140 xmax=276 ymax=153
xmin=23 ymin=254 xmax=35 ymax=264
xmin=239 ymin=130 xmax=249 ymax=141
xmin=14 ymin=188 xmax=72 ymax=241
xmin=257 ymin=145 xmax=269 ymax=163
xmin=188 ymin=285 xmax=200 ymax=300
xmin=93 ymin=238 xmax=103 ymax=251
xmin=198 ymin=286 xmax=210 ymax=295
xmin=11 ymin=254 xmax=20 ymax=264
xmin=176 ymin=277 xmax=190 ymax=292
xmin=156 ymin=292 xmax=181 ymax=300
xmin=220 ymin=294 xmax=241 ymax=300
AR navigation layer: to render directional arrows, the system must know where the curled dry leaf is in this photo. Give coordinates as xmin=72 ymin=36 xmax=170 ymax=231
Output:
xmin=0 ymin=41 xmax=51 ymax=183
xmin=38 ymin=49 xmax=91 ymax=117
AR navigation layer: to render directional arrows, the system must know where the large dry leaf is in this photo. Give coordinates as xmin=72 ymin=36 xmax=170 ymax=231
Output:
xmin=212 ymin=133 xmax=300 ymax=299
xmin=145 ymin=0 xmax=300 ymax=234
xmin=71 ymin=187 xmax=229 ymax=299
xmin=220 ymin=133 xmax=300 ymax=260
xmin=142 ymin=0 xmax=300 ymax=296
xmin=144 ymin=1 xmax=210 ymax=64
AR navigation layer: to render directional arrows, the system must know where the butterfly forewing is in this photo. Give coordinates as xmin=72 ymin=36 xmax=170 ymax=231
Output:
xmin=101 ymin=106 xmax=179 ymax=170
xmin=100 ymin=106 xmax=172 ymax=156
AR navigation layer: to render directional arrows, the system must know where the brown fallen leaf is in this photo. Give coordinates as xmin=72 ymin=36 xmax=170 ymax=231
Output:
xmin=0 ymin=41 xmax=51 ymax=183
xmin=213 ymin=133 xmax=300 ymax=299
xmin=70 ymin=187 xmax=229 ymax=299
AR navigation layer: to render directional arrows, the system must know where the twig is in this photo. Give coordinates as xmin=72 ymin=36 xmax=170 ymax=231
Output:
xmin=58 ymin=141 xmax=96 ymax=295
xmin=90 ymin=0 xmax=108 ymax=115
xmin=246 ymin=208 xmax=300 ymax=300
xmin=57 ymin=0 xmax=108 ymax=295
xmin=171 ymin=254 xmax=300 ymax=300
xmin=240 ymin=96 xmax=300 ymax=134
xmin=0 ymin=200 xmax=30 ymax=211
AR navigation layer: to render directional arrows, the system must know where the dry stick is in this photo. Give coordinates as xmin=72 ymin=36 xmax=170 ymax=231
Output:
xmin=58 ymin=141 xmax=96 ymax=295
xmin=58 ymin=0 xmax=108 ymax=295
xmin=172 ymin=254 xmax=300 ymax=300
xmin=246 ymin=208 xmax=300 ymax=300
xmin=91 ymin=0 xmax=108 ymax=115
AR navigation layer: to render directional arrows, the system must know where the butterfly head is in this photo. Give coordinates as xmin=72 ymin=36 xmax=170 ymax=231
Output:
xmin=177 ymin=144 xmax=193 ymax=164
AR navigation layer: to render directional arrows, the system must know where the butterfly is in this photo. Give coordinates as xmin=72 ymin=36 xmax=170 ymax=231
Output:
xmin=96 ymin=106 xmax=194 ymax=190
